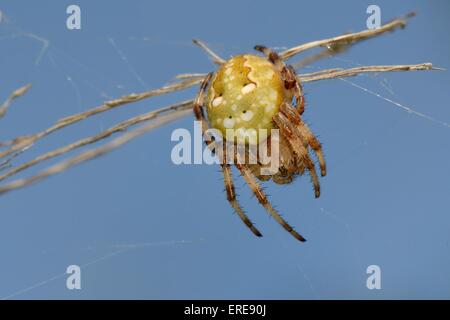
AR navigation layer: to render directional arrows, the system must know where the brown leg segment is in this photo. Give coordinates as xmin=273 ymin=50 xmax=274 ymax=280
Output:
xmin=222 ymin=164 xmax=263 ymax=237
xmin=296 ymin=122 xmax=326 ymax=177
xmin=195 ymin=73 xmax=263 ymax=237
xmin=254 ymin=45 xmax=283 ymax=67
xmin=193 ymin=73 xmax=213 ymax=135
xmin=273 ymin=111 xmax=321 ymax=198
xmin=236 ymin=163 xmax=306 ymax=242
xmin=279 ymin=103 xmax=326 ymax=177
xmin=254 ymin=45 xmax=305 ymax=114
xmin=286 ymin=65 xmax=306 ymax=115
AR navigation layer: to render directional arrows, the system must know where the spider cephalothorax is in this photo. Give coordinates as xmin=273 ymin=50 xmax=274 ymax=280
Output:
xmin=194 ymin=46 xmax=327 ymax=242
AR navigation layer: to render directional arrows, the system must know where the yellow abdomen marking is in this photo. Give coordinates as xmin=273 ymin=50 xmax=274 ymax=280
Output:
xmin=207 ymin=55 xmax=286 ymax=144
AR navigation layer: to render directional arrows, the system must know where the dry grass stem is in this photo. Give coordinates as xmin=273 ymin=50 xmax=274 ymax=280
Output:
xmin=0 ymin=12 xmax=439 ymax=197
xmin=0 ymin=100 xmax=193 ymax=182
xmin=0 ymin=84 xmax=32 ymax=120
xmin=174 ymin=63 xmax=437 ymax=85
xmin=0 ymin=102 xmax=193 ymax=195
xmin=192 ymin=39 xmax=226 ymax=65
xmin=298 ymin=63 xmax=438 ymax=82
xmin=280 ymin=12 xmax=415 ymax=60
xmin=0 ymin=77 xmax=202 ymax=160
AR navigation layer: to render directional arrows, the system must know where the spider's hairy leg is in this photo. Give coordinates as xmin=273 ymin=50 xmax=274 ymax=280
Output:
xmin=286 ymin=65 xmax=305 ymax=115
xmin=193 ymin=73 xmax=213 ymax=134
xmin=254 ymin=45 xmax=283 ymax=67
xmin=193 ymin=72 xmax=263 ymax=237
xmin=273 ymin=110 xmax=321 ymax=198
xmin=297 ymin=122 xmax=326 ymax=177
xmin=222 ymin=164 xmax=263 ymax=237
xmin=279 ymin=103 xmax=326 ymax=177
xmin=254 ymin=45 xmax=304 ymax=113
xmin=192 ymin=39 xmax=226 ymax=65
xmin=236 ymin=163 xmax=306 ymax=242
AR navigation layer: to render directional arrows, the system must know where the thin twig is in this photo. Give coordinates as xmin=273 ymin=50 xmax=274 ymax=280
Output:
xmin=290 ymin=38 xmax=353 ymax=69
xmin=298 ymin=63 xmax=438 ymax=82
xmin=192 ymin=39 xmax=226 ymax=65
xmin=0 ymin=100 xmax=193 ymax=182
xmin=0 ymin=62 xmax=438 ymax=189
xmin=0 ymin=77 xmax=202 ymax=159
xmin=172 ymin=63 xmax=438 ymax=85
xmin=0 ymin=84 xmax=32 ymax=119
xmin=0 ymin=12 xmax=439 ymax=195
xmin=0 ymin=144 xmax=33 ymax=172
xmin=174 ymin=73 xmax=208 ymax=80
xmin=280 ymin=12 xmax=415 ymax=60
xmin=0 ymin=103 xmax=193 ymax=195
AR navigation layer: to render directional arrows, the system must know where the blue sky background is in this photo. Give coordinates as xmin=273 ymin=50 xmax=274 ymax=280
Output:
xmin=0 ymin=0 xmax=449 ymax=299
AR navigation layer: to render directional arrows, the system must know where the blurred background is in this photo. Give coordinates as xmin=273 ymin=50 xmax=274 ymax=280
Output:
xmin=0 ymin=0 xmax=449 ymax=299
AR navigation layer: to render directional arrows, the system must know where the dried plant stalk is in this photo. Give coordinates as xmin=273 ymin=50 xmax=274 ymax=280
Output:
xmin=298 ymin=63 xmax=438 ymax=82
xmin=0 ymin=77 xmax=202 ymax=159
xmin=0 ymin=84 xmax=32 ymax=120
xmin=172 ymin=63 xmax=437 ymax=85
xmin=193 ymin=39 xmax=225 ymax=65
xmin=0 ymin=12 xmax=440 ymax=196
xmin=0 ymin=100 xmax=193 ymax=182
xmin=280 ymin=12 xmax=415 ymax=60
xmin=0 ymin=102 xmax=192 ymax=195
xmin=291 ymin=43 xmax=350 ymax=69
xmin=0 ymin=62 xmax=437 ymax=185
xmin=0 ymin=62 xmax=438 ymax=193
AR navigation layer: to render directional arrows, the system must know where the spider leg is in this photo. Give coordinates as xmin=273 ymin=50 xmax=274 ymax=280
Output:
xmin=296 ymin=122 xmax=326 ymax=177
xmin=254 ymin=45 xmax=305 ymax=114
xmin=286 ymin=65 xmax=305 ymax=115
xmin=254 ymin=45 xmax=282 ymax=67
xmin=194 ymin=73 xmax=264 ymax=237
xmin=193 ymin=73 xmax=214 ymax=135
xmin=192 ymin=39 xmax=226 ymax=65
xmin=279 ymin=103 xmax=326 ymax=177
xmin=236 ymin=163 xmax=306 ymax=242
xmin=255 ymin=46 xmax=324 ymax=190
xmin=273 ymin=109 xmax=321 ymax=198
xmin=222 ymin=164 xmax=263 ymax=237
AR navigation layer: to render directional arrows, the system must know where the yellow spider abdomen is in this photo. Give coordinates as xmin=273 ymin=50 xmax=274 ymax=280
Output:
xmin=207 ymin=54 xmax=287 ymax=144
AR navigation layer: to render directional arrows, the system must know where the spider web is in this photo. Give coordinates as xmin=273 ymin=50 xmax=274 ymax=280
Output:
xmin=0 ymin=2 xmax=449 ymax=299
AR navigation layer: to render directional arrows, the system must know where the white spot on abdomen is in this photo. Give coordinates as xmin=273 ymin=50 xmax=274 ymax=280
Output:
xmin=212 ymin=96 xmax=223 ymax=107
xmin=241 ymin=83 xmax=256 ymax=95
xmin=223 ymin=117 xmax=236 ymax=128
xmin=241 ymin=110 xmax=254 ymax=121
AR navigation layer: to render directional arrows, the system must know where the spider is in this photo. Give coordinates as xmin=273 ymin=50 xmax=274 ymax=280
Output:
xmin=0 ymin=13 xmax=438 ymax=242
xmin=193 ymin=48 xmax=326 ymax=241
